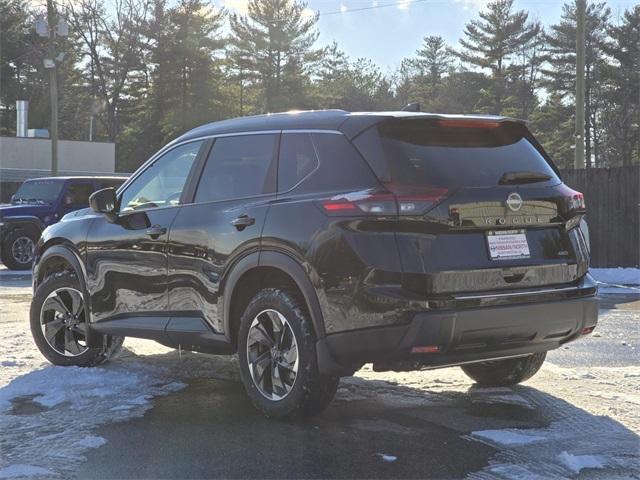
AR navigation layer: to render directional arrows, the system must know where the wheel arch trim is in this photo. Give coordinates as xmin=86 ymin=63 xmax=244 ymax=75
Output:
xmin=1 ymin=216 xmax=45 ymax=236
xmin=222 ymin=250 xmax=327 ymax=342
xmin=34 ymin=243 xmax=102 ymax=347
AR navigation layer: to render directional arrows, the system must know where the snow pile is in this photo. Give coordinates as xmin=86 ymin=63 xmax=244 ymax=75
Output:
xmin=557 ymin=451 xmax=605 ymax=473
xmin=591 ymin=267 xmax=640 ymax=294
xmin=591 ymin=268 xmax=640 ymax=285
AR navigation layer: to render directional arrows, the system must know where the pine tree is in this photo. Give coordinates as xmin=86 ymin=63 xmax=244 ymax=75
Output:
xmin=600 ymin=5 xmax=639 ymax=166
xmin=542 ymin=1 xmax=611 ymax=167
xmin=455 ymin=0 xmax=540 ymax=115
xmin=229 ymin=0 xmax=320 ymax=113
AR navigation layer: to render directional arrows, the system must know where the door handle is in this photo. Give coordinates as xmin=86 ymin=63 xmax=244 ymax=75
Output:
xmin=145 ymin=225 xmax=167 ymax=238
xmin=231 ymin=214 xmax=255 ymax=231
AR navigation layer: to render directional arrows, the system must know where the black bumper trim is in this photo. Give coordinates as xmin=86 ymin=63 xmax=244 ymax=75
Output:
xmin=318 ymin=294 xmax=598 ymax=375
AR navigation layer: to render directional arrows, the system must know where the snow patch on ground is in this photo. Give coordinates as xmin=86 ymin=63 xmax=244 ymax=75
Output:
xmin=0 ymin=464 xmax=53 ymax=479
xmin=591 ymin=267 xmax=640 ymax=294
xmin=557 ymin=451 xmax=606 ymax=473
xmin=471 ymin=429 xmax=546 ymax=445
xmin=74 ymin=435 xmax=108 ymax=449
xmin=467 ymin=414 xmax=638 ymax=479
xmin=0 ymin=360 xmax=185 ymax=477
xmin=591 ymin=268 xmax=640 ymax=285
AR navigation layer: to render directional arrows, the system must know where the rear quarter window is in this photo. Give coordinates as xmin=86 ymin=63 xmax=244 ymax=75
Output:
xmin=282 ymin=133 xmax=378 ymax=194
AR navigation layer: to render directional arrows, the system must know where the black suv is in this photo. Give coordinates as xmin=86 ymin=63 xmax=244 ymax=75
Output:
xmin=30 ymin=110 xmax=598 ymax=418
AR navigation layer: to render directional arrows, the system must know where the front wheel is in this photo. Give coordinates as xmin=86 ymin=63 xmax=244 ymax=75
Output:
xmin=2 ymin=229 xmax=37 ymax=270
xmin=30 ymin=273 xmax=124 ymax=367
xmin=461 ymin=352 xmax=547 ymax=387
xmin=237 ymin=288 xmax=339 ymax=419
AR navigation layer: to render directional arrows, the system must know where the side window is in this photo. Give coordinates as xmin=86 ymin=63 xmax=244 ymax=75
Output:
xmin=278 ymin=133 xmax=319 ymax=192
xmin=194 ymin=134 xmax=276 ymax=203
xmin=100 ymin=180 xmax=125 ymax=190
xmin=120 ymin=141 xmax=203 ymax=212
xmin=63 ymin=183 xmax=94 ymax=206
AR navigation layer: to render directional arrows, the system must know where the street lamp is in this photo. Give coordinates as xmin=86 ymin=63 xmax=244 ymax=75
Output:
xmin=36 ymin=5 xmax=68 ymax=176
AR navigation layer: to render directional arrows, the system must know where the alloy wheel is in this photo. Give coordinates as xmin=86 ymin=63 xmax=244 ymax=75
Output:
xmin=246 ymin=309 xmax=299 ymax=401
xmin=40 ymin=287 xmax=89 ymax=357
xmin=11 ymin=236 xmax=34 ymax=264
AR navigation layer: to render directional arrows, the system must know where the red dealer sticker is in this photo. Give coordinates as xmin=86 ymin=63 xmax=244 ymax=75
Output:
xmin=486 ymin=230 xmax=531 ymax=260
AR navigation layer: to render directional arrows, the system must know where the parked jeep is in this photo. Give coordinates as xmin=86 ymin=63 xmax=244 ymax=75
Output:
xmin=0 ymin=176 xmax=125 ymax=270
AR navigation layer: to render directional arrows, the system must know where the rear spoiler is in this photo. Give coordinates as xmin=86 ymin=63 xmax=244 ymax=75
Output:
xmin=339 ymin=112 xmax=526 ymax=140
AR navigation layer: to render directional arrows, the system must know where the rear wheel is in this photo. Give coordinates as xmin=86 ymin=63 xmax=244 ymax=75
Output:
xmin=461 ymin=352 xmax=546 ymax=387
xmin=2 ymin=229 xmax=37 ymax=270
xmin=237 ymin=288 xmax=339 ymax=418
xmin=30 ymin=273 xmax=124 ymax=366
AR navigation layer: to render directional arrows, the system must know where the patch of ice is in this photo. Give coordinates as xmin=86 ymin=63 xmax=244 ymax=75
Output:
xmin=74 ymin=435 xmax=107 ymax=449
xmin=0 ymin=365 xmax=183 ymax=411
xmin=375 ymin=453 xmax=398 ymax=463
xmin=0 ymin=363 xmax=185 ymax=477
xmin=470 ymin=429 xmax=546 ymax=446
xmin=0 ymin=464 xmax=53 ymax=479
xmin=473 ymin=393 xmax=535 ymax=409
xmin=557 ymin=451 xmax=605 ymax=473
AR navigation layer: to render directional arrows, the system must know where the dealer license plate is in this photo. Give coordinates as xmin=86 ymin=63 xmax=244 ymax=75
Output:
xmin=486 ymin=230 xmax=531 ymax=260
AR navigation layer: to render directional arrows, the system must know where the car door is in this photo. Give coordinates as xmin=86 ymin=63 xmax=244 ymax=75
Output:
xmin=167 ymin=133 xmax=278 ymax=335
xmin=85 ymin=140 xmax=207 ymax=323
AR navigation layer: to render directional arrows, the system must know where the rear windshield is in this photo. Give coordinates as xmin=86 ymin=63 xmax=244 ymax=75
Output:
xmin=354 ymin=119 xmax=559 ymax=188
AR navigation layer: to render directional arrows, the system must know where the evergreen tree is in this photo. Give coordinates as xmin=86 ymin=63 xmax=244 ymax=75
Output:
xmin=542 ymin=1 xmax=611 ymax=167
xmin=455 ymin=0 xmax=540 ymax=115
xmin=229 ymin=0 xmax=320 ymax=113
xmin=600 ymin=5 xmax=639 ymax=166
xmin=529 ymin=93 xmax=575 ymax=169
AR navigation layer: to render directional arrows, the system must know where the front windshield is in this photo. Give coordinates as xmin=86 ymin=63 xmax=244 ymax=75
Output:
xmin=12 ymin=180 xmax=64 ymax=205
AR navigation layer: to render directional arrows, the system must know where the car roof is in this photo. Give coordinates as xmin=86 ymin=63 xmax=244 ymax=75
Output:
xmin=175 ymin=110 xmax=526 ymax=143
xmin=23 ymin=176 xmax=126 ymax=183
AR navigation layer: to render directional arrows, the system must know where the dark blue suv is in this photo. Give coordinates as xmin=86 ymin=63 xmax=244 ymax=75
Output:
xmin=0 ymin=176 xmax=125 ymax=270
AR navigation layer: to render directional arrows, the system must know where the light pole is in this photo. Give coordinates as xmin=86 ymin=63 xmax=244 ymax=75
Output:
xmin=36 ymin=0 xmax=68 ymax=176
xmin=575 ymin=0 xmax=586 ymax=169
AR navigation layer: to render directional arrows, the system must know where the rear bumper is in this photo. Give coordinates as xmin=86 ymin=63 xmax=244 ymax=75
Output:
xmin=317 ymin=288 xmax=598 ymax=375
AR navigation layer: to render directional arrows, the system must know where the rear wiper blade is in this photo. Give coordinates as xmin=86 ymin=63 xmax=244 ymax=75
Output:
xmin=499 ymin=171 xmax=552 ymax=185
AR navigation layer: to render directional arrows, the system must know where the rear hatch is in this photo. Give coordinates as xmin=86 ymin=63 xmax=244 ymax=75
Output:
xmin=352 ymin=116 xmax=590 ymax=296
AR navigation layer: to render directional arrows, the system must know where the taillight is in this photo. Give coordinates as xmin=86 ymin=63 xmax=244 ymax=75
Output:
xmin=559 ymin=185 xmax=586 ymax=212
xmin=321 ymin=192 xmax=396 ymax=216
xmin=386 ymin=184 xmax=449 ymax=216
xmin=320 ymin=186 xmax=449 ymax=217
xmin=569 ymin=191 xmax=586 ymax=210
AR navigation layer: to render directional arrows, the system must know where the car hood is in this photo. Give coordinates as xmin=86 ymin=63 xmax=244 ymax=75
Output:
xmin=0 ymin=203 xmax=52 ymax=218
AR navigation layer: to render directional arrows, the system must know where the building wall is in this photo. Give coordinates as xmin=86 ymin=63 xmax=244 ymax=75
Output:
xmin=0 ymin=136 xmax=115 ymax=175
xmin=0 ymin=136 xmax=122 ymax=202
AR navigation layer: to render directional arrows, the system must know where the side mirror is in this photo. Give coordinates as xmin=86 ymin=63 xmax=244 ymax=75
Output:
xmin=89 ymin=188 xmax=117 ymax=215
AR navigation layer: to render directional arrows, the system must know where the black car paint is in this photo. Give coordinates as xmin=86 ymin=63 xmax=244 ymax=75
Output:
xmin=33 ymin=110 xmax=598 ymax=375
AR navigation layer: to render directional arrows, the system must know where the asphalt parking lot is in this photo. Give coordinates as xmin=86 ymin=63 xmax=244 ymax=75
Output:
xmin=1 ymin=267 xmax=638 ymax=479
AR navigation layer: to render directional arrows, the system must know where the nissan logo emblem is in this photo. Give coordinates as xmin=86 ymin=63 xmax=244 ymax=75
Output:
xmin=506 ymin=192 xmax=523 ymax=212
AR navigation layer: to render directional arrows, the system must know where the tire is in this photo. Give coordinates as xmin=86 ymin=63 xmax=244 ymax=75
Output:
xmin=30 ymin=272 xmax=124 ymax=367
xmin=461 ymin=352 xmax=547 ymax=387
xmin=237 ymin=288 xmax=339 ymax=419
xmin=2 ymin=229 xmax=38 ymax=270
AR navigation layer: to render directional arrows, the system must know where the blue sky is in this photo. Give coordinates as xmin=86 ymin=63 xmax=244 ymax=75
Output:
xmin=219 ymin=0 xmax=637 ymax=71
